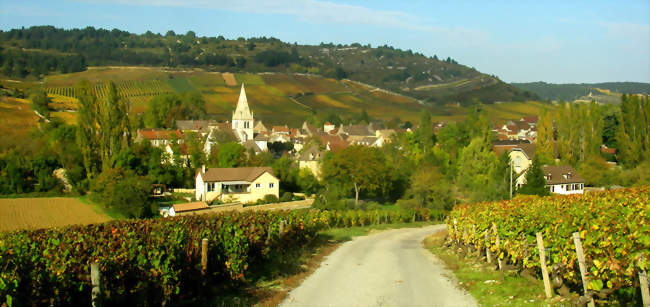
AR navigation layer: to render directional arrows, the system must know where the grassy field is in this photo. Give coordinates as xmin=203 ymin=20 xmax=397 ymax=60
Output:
xmin=0 ymin=197 xmax=112 ymax=232
xmin=0 ymin=97 xmax=40 ymax=151
xmin=423 ymin=230 xmax=571 ymax=306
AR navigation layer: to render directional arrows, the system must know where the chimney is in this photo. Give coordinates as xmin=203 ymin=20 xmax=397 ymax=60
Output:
xmin=202 ymin=165 xmax=206 ymax=173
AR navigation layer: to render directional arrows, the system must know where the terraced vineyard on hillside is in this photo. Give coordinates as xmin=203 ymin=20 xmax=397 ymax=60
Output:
xmin=1 ymin=67 xmax=554 ymax=126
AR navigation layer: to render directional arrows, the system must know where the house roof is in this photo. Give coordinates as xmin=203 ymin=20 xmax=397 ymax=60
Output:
xmin=543 ymin=165 xmax=584 ymax=185
xmin=199 ymin=167 xmax=275 ymax=182
xmin=339 ymin=124 xmax=374 ymax=136
xmin=318 ymin=134 xmax=348 ymax=152
xmin=173 ymin=201 xmax=209 ymax=213
xmin=521 ymin=116 xmax=539 ymax=124
xmin=243 ymin=140 xmax=262 ymax=152
xmin=272 ymin=125 xmax=290 ymax=133
xmin=492 ymin=145 xmax=518 ymax=157
xmin=253 ymin=120 xmax=268 ymax=132
xmin=298 ymin=145 xmax=323 ymax=161
xmin=493 ymin=139 xmax=531 ymax=146
xmin=601 ymin=145 xmax=617 ymax=155
xmin=513 ymin=143 xmax=536 ymax=160
xmin=138 ymin=129 xmax=182 ymax=140
xmin=176 ymin=120 xmax=215 ymax=132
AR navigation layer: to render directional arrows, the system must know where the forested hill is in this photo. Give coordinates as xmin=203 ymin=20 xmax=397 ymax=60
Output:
xmin=511 ymin=81 xmax=650 ymax=102
xmin=0 ymin=26 xmax=535 ymax=105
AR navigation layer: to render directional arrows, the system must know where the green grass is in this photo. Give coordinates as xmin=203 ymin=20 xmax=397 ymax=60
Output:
xmin=320 ymin=221 xmax=438 ymax=242
xmin=78 ymin=195 xmax=126 ymax=220
xmin=166 ymin=76 xmax=197 ymax=92
xmin=424 ymin=233 xmax=567 ymax=307
xmin=235 ymin=73 xmax=265 ymax=85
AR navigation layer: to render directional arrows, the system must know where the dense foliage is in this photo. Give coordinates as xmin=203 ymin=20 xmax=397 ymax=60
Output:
xmin=512 ymin=82 xmax=650 ymax=101
xmin=447 ymin=187 xmax=649 ymax=302
xmin=0 ymin=207 xmax=443 ymax=305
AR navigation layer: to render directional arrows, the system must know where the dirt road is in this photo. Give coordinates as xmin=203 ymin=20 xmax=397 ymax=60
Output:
xmin=280 ymin=225 xmax=476 ymax=307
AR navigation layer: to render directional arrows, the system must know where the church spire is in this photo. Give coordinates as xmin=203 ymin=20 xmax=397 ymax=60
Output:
xmin=233 ymin=83 xmax=252 ymax=120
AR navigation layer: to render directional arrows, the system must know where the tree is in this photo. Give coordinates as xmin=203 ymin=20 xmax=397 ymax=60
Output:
xmin=272 ymin=155 xmax=299 ymax=193
xmin=90 ymin=168 xmax=152 ymax=217
xmin=616 ymin=95 xmax=649 ymax=167
xmin=29 ymin=90 xmax=51 ymax=118
xmin=536 ymin=110 xmax=555 ymax=163
xmin=517 ymin=157 xmax=549 ymax=196
xmin=297 ymin=168 xmax=321 ymax=195
xmin=399 ymin=165 xmax=453 ymax=210
xmin=214 ymin=142 xmax=245 ymax=168
xmin=456 ymin=137 xmax=502 ymax=201
xmin=321 ymin=145 xmax=389 ymax=205
xmin=76 ymin=80 xmax=132 ymax=177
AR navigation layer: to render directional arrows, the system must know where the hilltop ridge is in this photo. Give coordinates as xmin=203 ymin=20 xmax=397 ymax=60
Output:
xmin=0 ymin=26 xmax=535 ymax=105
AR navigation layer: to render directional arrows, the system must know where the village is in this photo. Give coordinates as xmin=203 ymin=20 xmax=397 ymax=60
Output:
xmin=135 ymin=84 xmax=594 ymax=216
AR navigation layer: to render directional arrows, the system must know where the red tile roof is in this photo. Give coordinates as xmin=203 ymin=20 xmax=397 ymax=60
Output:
xmin=138 ymin=129 xmax=182 ymax=140
xmin=272 ymin=125 xmax=290 ymax=133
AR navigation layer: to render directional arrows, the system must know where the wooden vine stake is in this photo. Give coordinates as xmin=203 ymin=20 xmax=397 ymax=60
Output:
xmin=90 ymin=262 xmax=101 ymax=307
xmin=201 ymin=238 xmax=208 ymax=276
xmin=572 ymin=232 xmax=595 ymax=307
xmin=536 ymin=232 xmax=553 ymax=299
xmin=493 ymin=223 xmax=503 ymax=270
xmin=640 ymin=268 xmax=650 ymax=307
xmin=485 ymin=231 xmax=492 ymax=264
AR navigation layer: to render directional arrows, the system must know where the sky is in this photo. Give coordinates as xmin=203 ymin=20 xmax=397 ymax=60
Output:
xmin=1 ymin=0 xmax=649 ymax=83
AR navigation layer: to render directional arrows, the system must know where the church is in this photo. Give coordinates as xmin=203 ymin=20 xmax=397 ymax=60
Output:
xmin=203 ymin=84 xmax=267 ymax=155
xmin=232 ymin=84 xmax=254 ymax=142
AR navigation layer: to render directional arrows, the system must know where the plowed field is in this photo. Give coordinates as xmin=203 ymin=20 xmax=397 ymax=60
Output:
xmin=0 ymin=197 xmax=111 ymax=232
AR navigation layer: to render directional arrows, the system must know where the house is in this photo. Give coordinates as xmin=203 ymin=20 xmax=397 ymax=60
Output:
xmin=516 ymin=165 xmax=584 ymax=194
xmin=323 ymin=122 xmax=336 ymax=133
xmin=253 ymin=120 xmax=269 ymax=134
xmin=195 ymin=166 xmax=279 ymax=203
xmin=298 ymin=145 xmax=324 ymax=178
xmin=510 ymin=144 xmax=536 ymax=174
xmin=176 ymin=120 xmax=216 ymax=137
xmin=203 ymin=123 xmax=238 ymax=155
xmin=492 ymin=142 xmax=535 ymax=174
xmin=272 ymin=125 xmax=290 ymax=135
xmin=136 ymin=129 xmax=183 ymax=147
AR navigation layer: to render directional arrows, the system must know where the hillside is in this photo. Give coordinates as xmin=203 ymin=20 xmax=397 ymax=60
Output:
xmin=0 ymin=26 xmax=535 ymax=105
xmin=0 ymin=67 xmax=553 ymax=129
xmin=511 ymin=81 xmax=650 ymax=103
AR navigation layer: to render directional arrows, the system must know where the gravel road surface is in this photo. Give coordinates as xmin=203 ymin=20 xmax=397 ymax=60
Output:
xmin=280 ymin=225 xmax=477 ymax=307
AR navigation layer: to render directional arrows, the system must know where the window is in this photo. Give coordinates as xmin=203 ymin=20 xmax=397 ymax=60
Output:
xmin=207 ymin=183 xmax=212 ymax=192
xmin=256 ymin=183 xmax=261 ymax=188
xmin=269 ymin=183 xmax=274 ymax=188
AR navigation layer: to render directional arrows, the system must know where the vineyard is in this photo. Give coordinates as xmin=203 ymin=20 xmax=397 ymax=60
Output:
xmin=447 ymin=187 xmax=650 ymax=303
xmin=0 ymin=208 xmax=442 ymax=305
xmin=46 ymin=79 xmax=172 ymax=107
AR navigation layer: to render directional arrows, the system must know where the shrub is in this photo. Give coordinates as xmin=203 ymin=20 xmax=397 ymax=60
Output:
xmin=263 ymin=194 xmax=279 ymax=204
xmin=280 ymin=191 xmax=293 ymax=202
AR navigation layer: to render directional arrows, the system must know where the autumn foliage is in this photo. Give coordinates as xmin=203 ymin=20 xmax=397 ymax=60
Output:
xmin=447 ymin=187 xmax=649 ymax=299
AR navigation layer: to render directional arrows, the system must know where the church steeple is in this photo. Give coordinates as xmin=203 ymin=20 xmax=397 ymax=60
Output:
xmin=232 ymin=83 xmax=254 ymax=142
xmin=233 ymin=84 xmax=253 ymax=120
